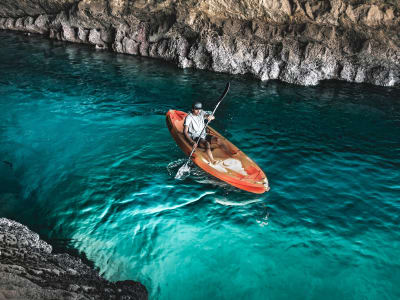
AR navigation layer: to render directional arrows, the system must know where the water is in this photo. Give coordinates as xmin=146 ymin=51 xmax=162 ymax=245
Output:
xmin=1 ymin=31 xmax=400 ymax=299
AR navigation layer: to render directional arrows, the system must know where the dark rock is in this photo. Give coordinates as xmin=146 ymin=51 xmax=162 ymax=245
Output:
xmin=0 ymin=218 xmax=147 ymax=300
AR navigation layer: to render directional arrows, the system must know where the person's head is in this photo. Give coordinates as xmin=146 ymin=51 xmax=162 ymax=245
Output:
xmin=192 ymin=101 xmax=202 ymax=115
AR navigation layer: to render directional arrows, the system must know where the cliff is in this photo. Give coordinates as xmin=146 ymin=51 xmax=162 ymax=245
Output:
xmin=0 ymin=0 xmax=399 ymax=86
xmin=0 ymin=218 xmax=147 ymax=300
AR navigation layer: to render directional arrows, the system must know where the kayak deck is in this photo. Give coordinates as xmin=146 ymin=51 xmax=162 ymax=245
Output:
xmin=166 ymin=110 xmax=269 ymax=194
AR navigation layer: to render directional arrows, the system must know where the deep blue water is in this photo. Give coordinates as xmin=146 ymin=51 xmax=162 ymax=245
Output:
xmin=1 ymin=31 xmax=400 ymax=299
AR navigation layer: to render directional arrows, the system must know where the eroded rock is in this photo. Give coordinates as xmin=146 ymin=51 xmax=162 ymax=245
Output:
xmin=0 ymin=218 xmax=147 ymax=300
xmin=0 ymin=0 xmax=399 ymax=86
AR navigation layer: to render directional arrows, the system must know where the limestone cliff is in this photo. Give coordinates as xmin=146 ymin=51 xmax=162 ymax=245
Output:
xmin=0 ymin=218 xmax=148 ymax=300
xmin=0 ymin=0 xmax=399 ymax=86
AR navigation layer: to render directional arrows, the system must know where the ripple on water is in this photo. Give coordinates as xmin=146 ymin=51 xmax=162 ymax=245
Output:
xmin=1 ymin=31 xmax=400 ymax=300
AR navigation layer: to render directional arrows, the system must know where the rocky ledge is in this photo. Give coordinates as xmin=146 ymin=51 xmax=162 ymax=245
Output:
xmin=0 ymin=0 xmax=399 ymax=87
xmin=0 ymin=218 xmax=147 ymax=300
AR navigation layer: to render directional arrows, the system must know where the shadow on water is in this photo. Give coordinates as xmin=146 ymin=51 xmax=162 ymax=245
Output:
xmin=50 ymin=237 xmax=98 ymax=271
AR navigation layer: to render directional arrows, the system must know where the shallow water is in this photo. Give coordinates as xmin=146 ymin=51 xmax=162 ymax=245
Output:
xmin=1 ymin=31 xmax=400 ymax=299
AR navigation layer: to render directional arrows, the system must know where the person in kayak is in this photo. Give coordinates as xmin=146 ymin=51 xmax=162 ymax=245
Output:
xmin=183 ymin=101 xmax=220 ymax=164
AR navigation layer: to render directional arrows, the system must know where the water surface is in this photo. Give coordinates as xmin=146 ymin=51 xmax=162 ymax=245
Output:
xmin=1 ymin=31 xmax=400 ymax=299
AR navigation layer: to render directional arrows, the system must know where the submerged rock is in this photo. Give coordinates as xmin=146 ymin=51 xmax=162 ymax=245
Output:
xmin=0 ymin=0 xmax=399 ymax=86
xmin=0 ymin=218 xmax=147 ymax=300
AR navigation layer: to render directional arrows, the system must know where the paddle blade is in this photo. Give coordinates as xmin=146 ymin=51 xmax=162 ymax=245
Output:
xmin=175 ymin=162 xmax=191 ymax=180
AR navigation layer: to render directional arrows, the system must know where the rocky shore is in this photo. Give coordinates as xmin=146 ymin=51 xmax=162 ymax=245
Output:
xmin=0 ymin=0 xmax=399 ymax=86
xmin=0 ymin=218 xmax=147 ymax=300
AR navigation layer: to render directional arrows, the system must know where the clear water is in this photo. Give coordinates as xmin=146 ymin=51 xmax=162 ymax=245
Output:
xmin=1 ymin=31 xmax=400 ymax=299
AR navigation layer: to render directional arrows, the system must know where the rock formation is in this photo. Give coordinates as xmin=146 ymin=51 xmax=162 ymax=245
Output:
xmin=0 ymin=0 xmax=399 ymax=86
xmin=0 ymin=218 xmax=147 ymax=300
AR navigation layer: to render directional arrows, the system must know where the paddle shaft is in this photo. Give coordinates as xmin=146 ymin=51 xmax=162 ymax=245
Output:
xmin=185 ymin=82 xmax=230 ymax=163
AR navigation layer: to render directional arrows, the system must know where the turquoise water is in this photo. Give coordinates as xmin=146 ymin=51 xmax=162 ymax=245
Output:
xmin=1 ymin=31 xmax=400 ymax=299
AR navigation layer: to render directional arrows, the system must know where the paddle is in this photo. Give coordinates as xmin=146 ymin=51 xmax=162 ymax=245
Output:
xmin=175 ymin=82 xmax=230 ymax=179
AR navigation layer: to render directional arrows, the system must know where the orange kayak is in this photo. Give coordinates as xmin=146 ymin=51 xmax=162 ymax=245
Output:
xmin=166 ymin=110 xmax=269 ymax=194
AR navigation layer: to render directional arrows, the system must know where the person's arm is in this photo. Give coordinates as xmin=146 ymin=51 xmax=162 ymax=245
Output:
xmin=206 ymin=115 xmax=215 ymax=121
xmin=203 ymin=110 xmax=215 ymax=122
xmin=184 ymin=125 xmax=196 ymax=146
xmin=183 ymin=115 xmax=197 ymax=146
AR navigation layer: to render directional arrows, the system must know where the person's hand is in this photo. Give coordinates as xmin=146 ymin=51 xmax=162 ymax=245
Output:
xmin=192 ymin=143 xmax=198 ymax=151
xmin=207 ymin=115 xmax=215 ymax=121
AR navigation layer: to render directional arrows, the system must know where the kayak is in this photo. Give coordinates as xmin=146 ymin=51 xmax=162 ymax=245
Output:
xmin=166 ymin=109 xmax=269 ymax=194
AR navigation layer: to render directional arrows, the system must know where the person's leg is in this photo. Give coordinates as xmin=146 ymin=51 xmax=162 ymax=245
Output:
xmin=212 ymin=136 xmax=232 ymax=155
xmin=210 ymin=136 xmax=233 ymax=156
xmin=197 ymin=139 xmax=206 ymax=149
xmin=199 ymin=138 xmax=217 ymax=164
xmin=205 ymin=140 xmax=217 ymax=164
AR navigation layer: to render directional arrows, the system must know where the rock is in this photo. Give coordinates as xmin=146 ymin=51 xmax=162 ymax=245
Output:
xmin=101 ymin=28 xmax=113 ymax=43
xmin=67 ymin=268 xmax=78 ymax=276
xmin=139 ymin=42 xmax=149 ymax=56
xmin=0 ymin=0 xmax=399 ymax=87
xmin=14 ymin=18 xmax=24 ymax=30
xmin=0 ymin=18 xmax=6 ymax=29
xmin=88 ymin=28 xmax=103 ymax=45
xmin=384 ymin=8 xmax=395 ymax=23
xmin=345 ymin=5 xmax=358 ymax=23
xmin=49 ymin=28 xmax=61 ymax=40
xmin=68 ymin=284 xmax=80 ymax=292
xmin=281 ymin=0 xmax=292 ymax=16
xmin=0 ymin=218 xmax=147 ymax=300
xmin=366 ymin=5 xmax=384 ymax=26
xmin=77 ymin=27 xmax=89 ymax=42
xmin=5 ymin=18 xmax=15 ymax=29
xmin=122 ymin=37 xmax=139 ymax=55
xmin=34 ymin=15 xmax=50 ymax=33
xmin=62 ymin=24 xmax=76 ymax=42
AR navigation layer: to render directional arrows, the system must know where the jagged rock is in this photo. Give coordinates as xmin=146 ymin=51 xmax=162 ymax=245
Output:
xmin=0 ymin=0 xmax=399 ymax=86
xmin=34 ymin=15 xmax=50 ymax=33
xmin=77 ymin=27 xmax=89 ymax=42
xmin=88 ymin=28 xmax=102 ymax=45
xmin=0 ymin=218 xmax=147 ymax=300
xmin=122 ymin=37 xmax=139 ymax=55
xmin=62 ymin=24 xmax=76 ymax=41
